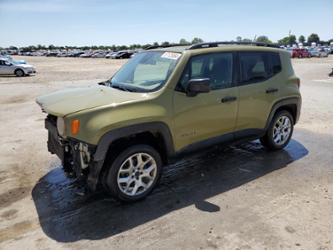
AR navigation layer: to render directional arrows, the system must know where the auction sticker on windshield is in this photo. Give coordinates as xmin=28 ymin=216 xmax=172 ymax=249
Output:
xmin=161 ymin=52 xmax=181 ymax=60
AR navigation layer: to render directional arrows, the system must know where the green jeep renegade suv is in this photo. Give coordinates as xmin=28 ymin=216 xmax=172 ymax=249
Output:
xmin=37 ymin=42 xmax=301 ymax=202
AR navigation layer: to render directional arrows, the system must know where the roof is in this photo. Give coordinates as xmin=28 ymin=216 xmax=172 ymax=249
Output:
xmin=148 ymin=46 xmax=190 ymax=53
xmin=147 ymin=42 xmax=282 ymax=54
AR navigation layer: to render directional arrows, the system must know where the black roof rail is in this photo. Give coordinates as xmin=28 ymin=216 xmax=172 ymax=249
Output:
xmin=145 ymin=43 xmax=191 ymax=50
xmin=188 ymin=41 xmax=280 ymax=50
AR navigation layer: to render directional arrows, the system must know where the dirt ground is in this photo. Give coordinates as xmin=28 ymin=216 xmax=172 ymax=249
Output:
xmin=0 ymin=56 xmax=332 ymax=250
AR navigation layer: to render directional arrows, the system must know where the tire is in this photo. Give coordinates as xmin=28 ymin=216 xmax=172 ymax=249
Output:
xmin=15 ymin=69 xmax=24 ymax=77
xmin=103 ymin=144 xmax=162 ymax=202
xmin=260 ymin=110 xmax=294 ymax=151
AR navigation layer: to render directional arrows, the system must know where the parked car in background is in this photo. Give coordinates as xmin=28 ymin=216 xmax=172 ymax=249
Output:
xmin=327 ymin=47 xmax=333 ymax=54
xmin=318 ymin=48 xmax=329 ymax=57
xmin=309 ymin=48 xmax=329 ymax=57
xmin=105 ymin=52 xmax=117 ymax=59
xmin=111 ymin=51 xmax=133 ymax=59
xmin=91 ymin=51 xmax=107 ymax=58
xmin=57 ymin=51 xmax=69 ymax=57
xmin=0 ymin=58 xmax=36 ymax=76
xmin=291 ymin=48 xmax=311 ymax=58
xmin=46 ymin=51 xmax=59 ymax=57
xmin=1 ymin=55 xmax=26 ymax=64
xmin=80 ymin=52 xmax=93 ymax=58
xmin=68 ymin=51 xmax=84 ymax=57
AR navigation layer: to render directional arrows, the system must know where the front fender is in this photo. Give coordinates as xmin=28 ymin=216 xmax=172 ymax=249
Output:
xmin=94 ymin=122 xmax=175 ymax=162
xmin=86 ymin=122 xmax=174 ymax=191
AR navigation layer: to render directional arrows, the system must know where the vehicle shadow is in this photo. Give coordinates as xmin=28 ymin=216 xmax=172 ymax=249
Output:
xmin=32 ymin=139 xmax=308 ymax=242
xmin=0 ymin=75 xmax=33 ymax=78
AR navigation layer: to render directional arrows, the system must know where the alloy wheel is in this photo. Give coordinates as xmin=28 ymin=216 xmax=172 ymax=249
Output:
xmin=117 ymin=153 xmax=157 ymax=196
xmin=273 ymin=115 xmax=292 ymax=145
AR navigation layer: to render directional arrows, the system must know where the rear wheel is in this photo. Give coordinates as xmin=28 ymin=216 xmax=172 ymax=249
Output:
xmin=103 ymin=144 xmax=162 ymax=202
xmin=15 ymin=69 xmax=24 ymax=77
xmin=260 ymin=110 xmax=294 ymax=150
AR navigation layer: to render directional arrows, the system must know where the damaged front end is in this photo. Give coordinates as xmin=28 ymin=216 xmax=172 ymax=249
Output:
xmin=45 ymin=115 xmax=103 ymax=190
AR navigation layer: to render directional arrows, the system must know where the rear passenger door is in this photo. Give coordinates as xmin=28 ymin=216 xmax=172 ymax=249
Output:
xmin=235 ymin=51 xmax=282 ymax=134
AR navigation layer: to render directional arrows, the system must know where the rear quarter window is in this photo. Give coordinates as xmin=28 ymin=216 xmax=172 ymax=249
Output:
xmin=238 ymin=51 xmax=282 ymax=85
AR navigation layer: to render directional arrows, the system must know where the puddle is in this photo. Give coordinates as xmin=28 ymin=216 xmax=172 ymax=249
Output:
xmin=0 ymin=95 xmax=30 ymax=104
xmin=31 ymin=139 xmax=308 ymax=242
xmin=0 ymin=220 xmax=36 ymax=243
xmin=1 ymin=209 xmax=18 ymax=220
xmin=0 ymin=187 xmax=30 ymax=209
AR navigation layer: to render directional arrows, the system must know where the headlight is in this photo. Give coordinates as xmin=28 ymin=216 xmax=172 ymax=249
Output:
xmin=57 ymin=117 xmax=65 ymax=136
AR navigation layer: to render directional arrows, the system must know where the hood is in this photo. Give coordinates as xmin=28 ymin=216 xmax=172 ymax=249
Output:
xmin=19 ymin=63 xmax=34 ymax=68
xmin=36 ymin=85 xmax=151 ymax=117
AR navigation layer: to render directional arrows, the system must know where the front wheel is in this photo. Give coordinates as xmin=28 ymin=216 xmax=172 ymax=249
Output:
xmin=103 ymin=144 xmax=162 ymax=202
xmin=15 ymin=69 xmax=24 ymax=77
xmin=260 ymin=110 xmax=294 ymax=150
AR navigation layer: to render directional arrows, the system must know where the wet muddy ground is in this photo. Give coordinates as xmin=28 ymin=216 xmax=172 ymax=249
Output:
xmin=0 ymin=56 xmax=333 ymax=249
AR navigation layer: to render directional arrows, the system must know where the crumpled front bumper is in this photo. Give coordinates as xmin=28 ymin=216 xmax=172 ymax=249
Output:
xmin=45 ymin=115 xmax=103 ymax=190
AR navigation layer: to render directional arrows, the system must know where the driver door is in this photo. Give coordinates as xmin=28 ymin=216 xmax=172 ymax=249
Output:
xmin=173 ymin=52 xmax=239 ymax=151
xmin=0 ymin=60 xmax=14 ymax=74
xmin=0 ymin=60 xmax=7 ymax=74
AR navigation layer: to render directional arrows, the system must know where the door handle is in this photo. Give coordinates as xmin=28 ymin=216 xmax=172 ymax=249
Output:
xmin=266 ymin=88 xmax=279 ymax=94
xmin=221 ymin=96 xmax=237 ymax=103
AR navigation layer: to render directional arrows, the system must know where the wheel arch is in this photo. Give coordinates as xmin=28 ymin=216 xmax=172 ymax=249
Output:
xmin=265 ymin=97 xmax=301 ymax=130
xmin=94 ymin=122 xmax=175 ymax=164
xmin=88 ymin=122 xmax=174 ymax=190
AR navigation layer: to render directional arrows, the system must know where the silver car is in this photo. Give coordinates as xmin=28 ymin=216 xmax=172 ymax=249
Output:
xmin=0 ymin=58 xmax=36 ymax=77
xmin=309 ymin=48 xmax=329 ymax=57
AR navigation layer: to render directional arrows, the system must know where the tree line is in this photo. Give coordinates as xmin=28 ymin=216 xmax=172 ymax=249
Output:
xmin=2 ymin=34 xmax=332 ymax=52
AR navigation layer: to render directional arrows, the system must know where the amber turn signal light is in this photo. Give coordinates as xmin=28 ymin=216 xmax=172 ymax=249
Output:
xmin=71 ymin=119 xmax=80 ymax=135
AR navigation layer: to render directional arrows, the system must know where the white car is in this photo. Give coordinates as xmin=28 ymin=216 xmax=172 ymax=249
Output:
xmin=0 ymin=58 xmax=36 ymax=77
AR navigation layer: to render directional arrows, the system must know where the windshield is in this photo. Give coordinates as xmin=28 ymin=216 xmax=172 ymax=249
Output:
xmin=109 ymin=51 xmax=181 ymax=92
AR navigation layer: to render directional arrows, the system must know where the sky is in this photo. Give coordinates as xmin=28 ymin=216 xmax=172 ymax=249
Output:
xmin=0 ymin=0 xmax=332 ymax=47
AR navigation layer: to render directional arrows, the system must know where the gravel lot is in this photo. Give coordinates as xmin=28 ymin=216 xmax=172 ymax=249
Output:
xmin=0 ymin=56 xmax=333 ymax=250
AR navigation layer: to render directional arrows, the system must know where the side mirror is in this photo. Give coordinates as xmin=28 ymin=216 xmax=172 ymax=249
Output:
xmin=186 ymin=78 xmax=210 ymax=97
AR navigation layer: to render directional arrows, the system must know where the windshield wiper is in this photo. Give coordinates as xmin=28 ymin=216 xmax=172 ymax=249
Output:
xmin=98 ymin=78 xmax=112 ymax=86
xmin=111 ymin=84 xmax=133 ymax=92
